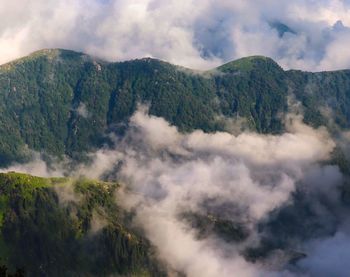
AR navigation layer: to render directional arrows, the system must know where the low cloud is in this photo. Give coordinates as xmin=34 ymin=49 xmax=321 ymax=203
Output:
xmin=0 ymin=152 xmax=65 ymax=177
xmin=76 ymin=102 xmax=89 ymax=118
xmin=0 ymin=106 xmax=344 ymax=276
xmin=109 ymin=108 xmax=337 ymax=276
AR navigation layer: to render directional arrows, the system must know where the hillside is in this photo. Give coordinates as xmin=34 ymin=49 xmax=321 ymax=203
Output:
xmin=0 ymin=172 xmax=163 ymax=277
xmin=0 ymin=49 xmax=315 ymax=165
xmin=1 ymin=49 xmax=350 ymax=167
xmin=1 ymin=50 xmax=350 ymax=276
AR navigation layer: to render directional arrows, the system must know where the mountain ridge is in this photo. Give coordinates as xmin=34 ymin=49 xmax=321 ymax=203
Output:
xmin=0 ymin=48 xmax=349 ymax=166
xmin=4 ymin=48 xmax=350 ymax=73
xmin=1 ymin=49 xmax=350 ymax=276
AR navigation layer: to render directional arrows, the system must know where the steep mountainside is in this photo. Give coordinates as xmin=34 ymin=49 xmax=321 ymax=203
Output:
xmin=0 ymin=49 xmax=319 ymax=165
xmin=1 ymin=50 xmax=350 ymax=276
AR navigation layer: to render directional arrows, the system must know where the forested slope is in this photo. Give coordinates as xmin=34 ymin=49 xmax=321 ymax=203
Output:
xmin=0 ymin=49 xmax=306 ymax=165
xmin=0 ymin=172 xmax=162 ymax=276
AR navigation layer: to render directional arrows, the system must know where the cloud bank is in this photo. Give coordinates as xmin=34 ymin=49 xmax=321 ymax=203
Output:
xmin=2 ymin=106 xmax=348 ymax=276
xmin=1 ymin=0 xmax=350 ymax=71
xmin=75 ymin=108 xmax=336 ymax=276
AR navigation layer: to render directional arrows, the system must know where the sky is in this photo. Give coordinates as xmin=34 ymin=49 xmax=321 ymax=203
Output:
xmin=1 ymin=0 xmax=350 ymax=71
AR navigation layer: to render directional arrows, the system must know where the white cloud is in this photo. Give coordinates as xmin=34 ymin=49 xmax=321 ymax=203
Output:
xmin=110 ymin=108 xmax=336 ymax=276
xmin=1 ymin=0 xmax=350 ymax=71
xmin=0 ymin=106 xmax=341 ymax=275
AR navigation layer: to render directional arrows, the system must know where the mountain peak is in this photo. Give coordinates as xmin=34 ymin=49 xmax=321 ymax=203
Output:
xmin=0 ymin=49 xmax=90 ymax=71
xmin=23 ymin=48 xmax=92 ymax=63
xmin=27 ymin=48 xmax=61 ymax=58
xmin=216 ymin=56 xmax=282 ymax=73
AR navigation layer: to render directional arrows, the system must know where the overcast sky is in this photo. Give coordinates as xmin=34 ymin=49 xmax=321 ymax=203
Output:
xmin=1 ymin=0 xmax=350 ymax=71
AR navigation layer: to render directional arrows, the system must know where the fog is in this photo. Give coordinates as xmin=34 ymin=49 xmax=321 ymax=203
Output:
xmin=2 ymin=107 xmax=349 ymax=276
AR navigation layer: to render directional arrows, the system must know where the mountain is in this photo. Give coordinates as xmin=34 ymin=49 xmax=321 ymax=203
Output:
xmin=3 ymin=49 xmax=349 ymax=166
xmin=1 ymin=49 xmax=350 ymax=276
xmin=0 ymin=172 xmax=164 ymax=276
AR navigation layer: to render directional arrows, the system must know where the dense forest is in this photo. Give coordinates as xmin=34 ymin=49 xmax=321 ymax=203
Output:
xmin=1 ymin=49 xmax=349 ymax=166
xmin=0 ymin=172 xmax=163 ymax=276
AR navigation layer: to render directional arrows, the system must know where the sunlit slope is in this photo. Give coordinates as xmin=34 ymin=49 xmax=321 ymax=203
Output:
xmin=0 ymin=172 xmax=163 ymax=277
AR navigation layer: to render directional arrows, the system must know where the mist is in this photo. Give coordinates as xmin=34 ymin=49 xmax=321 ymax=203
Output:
xmin=109 ymin=108 xmax=341 ymax=276
xmin=2 ymin=106 xmax=349 ymax=276
xmin=68 ymin=107 xmax=344 ymax=275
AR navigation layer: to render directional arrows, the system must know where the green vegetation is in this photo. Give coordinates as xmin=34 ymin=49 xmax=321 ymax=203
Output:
xmin=1 ymin=49 xmax=350 ymax=275
xmin=1 ymin=49 xmax=348 ymax=166
xmin=287 ymin=69 xmax=350 ymax=129
xmin=1 ymin=49 xmax=350 ymax=167
xmin=217 ymin=55 xmax=276 ymax=73
xmin=0 ymin=172 xmax=163 ymax=277
xmin=0 ymin=49 xmax=291 ymax=166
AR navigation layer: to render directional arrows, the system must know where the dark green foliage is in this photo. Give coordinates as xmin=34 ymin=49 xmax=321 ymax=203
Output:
xmin=287 ymin=69 xmax=350 ymax=128
xmin=0 ymin=172 xmax=161 ymax=277
xmin=0 ymin=49 xmax=292 ymax=166
xmin=215 ymin=56 xmax=288 ymax=133
xmin=2 ymin=49 xmax=350 ymax=167
xmin=0 ymin=263 xmax=25 ymax=277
